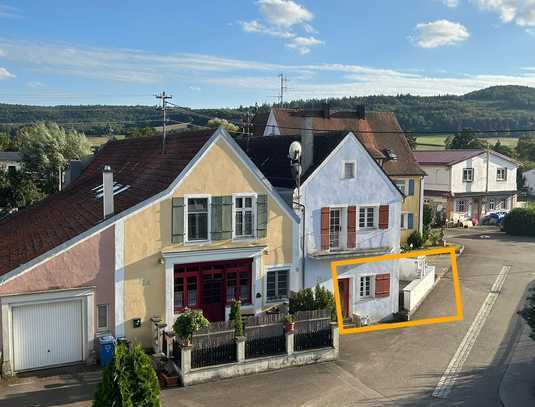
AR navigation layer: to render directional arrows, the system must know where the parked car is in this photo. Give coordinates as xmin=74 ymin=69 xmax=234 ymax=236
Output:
xmin=481 ymin=210 xmax=509 ymax=225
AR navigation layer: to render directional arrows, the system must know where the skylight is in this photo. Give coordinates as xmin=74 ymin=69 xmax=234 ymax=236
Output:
xmin=93 ymin=182 xmax=130 ymax=199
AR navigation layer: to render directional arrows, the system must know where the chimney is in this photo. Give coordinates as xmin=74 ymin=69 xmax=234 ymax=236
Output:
xmin=301 ymin=115 xmax=314 ymax=174
xmin=103 ymin=165 xmax=114 ymax=219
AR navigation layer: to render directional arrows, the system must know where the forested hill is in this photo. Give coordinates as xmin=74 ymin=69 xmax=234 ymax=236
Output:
xmin=2 ymin=85 xmax=535 ymax=135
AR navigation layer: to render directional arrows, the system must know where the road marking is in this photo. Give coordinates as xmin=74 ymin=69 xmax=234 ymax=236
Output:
xmin=432 ymin=265 xmax=511 ymax=399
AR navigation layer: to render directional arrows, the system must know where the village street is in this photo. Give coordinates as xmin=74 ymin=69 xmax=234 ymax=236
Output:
xmin=1 ymin=226 xmax=534 ymax=407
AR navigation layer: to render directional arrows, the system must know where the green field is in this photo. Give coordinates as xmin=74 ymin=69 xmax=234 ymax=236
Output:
xmin=415 ymin=136 xmax=518 ymax=150
xmin=87 ymin=135 xmax=125 ymax=148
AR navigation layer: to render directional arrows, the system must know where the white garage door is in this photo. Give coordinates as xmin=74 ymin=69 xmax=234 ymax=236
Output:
xmin=12 ymin=300 xmax=83 ymax=371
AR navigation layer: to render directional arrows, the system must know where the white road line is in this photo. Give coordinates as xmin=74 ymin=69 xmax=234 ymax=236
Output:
xmin=432 ymin=265 xmax=511 ymax=399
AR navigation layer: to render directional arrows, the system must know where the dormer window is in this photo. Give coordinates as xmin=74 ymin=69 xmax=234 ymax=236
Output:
xmin=342 ymin=161 xmax=356 ymax=179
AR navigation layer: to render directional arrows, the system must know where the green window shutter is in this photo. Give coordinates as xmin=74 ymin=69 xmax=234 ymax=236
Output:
xmin=221 ymin=196 xmax=233 ymax=240
xmin=171 ymin=197 xmax=185 ymax=243
xmin=256 ymin=194 xmax=268 ymax=239
xmin=211 ymin=196 xmax=223 ymax=240
xmin=408 ymin=179 xmax=415 ymax=196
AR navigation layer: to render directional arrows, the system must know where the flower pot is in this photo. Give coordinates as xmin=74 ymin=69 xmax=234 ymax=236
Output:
xmin=180 ymin=338 xmax=192 ymax=347
xmin=285 ymin=322 xmax=295 ymax=332
xmin=160 ymin=371 xmax=179 ymax=387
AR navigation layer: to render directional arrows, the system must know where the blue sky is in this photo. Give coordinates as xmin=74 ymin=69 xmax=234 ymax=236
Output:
xmin=1 ymin=0 xmax=535 ymax=107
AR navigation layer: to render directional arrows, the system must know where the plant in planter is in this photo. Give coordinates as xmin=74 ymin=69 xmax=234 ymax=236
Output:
xmin=172 ymin=310 xmax=209 ymax=346
xmin=229 ymin=299 xmax=244 ymax=338
xmin=284 ymin=314 xmax=296 ymax=331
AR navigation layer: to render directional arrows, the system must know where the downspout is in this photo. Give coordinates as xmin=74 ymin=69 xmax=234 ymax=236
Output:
xmin=485 ymin=149 xmax=490 ymax=214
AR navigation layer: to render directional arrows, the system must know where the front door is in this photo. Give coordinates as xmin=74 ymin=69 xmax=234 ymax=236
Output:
xmin=202 ymin=272 xmax=225 ymax=322
xmin=338 ymin=278 xmax=350 ymax=319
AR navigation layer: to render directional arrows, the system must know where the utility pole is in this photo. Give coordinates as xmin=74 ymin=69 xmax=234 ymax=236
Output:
xmin=155 ymin=91 xmax=173 ymax=153
xmin=278 ymin=73 xmax=288 ymax=107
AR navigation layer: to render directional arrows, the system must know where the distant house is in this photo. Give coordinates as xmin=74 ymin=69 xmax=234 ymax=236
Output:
xmin=413 ymin=149 xmax=519 ymax=222
xmin=523 ymin=168 xmax=535 ymax=196
xmin=240 ymin=130 xmax=403 ymax=324
xmin=0 ymin=152 xmax=22 ymax=173
xmin=253 ymin=107 xmax=426 ymax=244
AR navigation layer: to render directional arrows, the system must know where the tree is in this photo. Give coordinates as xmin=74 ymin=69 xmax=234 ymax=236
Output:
xmin=0 ymin=132 xmax=15 ymax=151
xmin=445 ymin=129 xmax=486 ymax=150
xmin=229 ymin=299 xmax=244 ymax=337
xmin=207 ymin=118 xmax=240 ymax=133
xmin=15 ymin=122 xmax=91 ymax=194
xmin=405 ymin=133 xmax=417 ymax=150
xmin=0 ymin=170 xmax=44 ymax=209
xmin=93 ymin=343 xmax=160 ymax=407
xmin=491 ymin=140 xmax=515 ymax=158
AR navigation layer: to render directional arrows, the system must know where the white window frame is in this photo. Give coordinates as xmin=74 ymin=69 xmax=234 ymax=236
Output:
xmin=463 ymin=168 xmax=474 ymax=183
xmin=341 ymin=160 xmax=356 ymax=179
xmin=358 ymin=275 xmax=374 ymax=301
xmin=328 ymin=206 xmax=347 ymax=250
xmin=358 ymin=205 xmax=378 ymax=230
xmin=400 ymin=212 xmax=408 ymax=230
xmin=232 ymin=193 xmax=257 ymax=240
xmin=265 ymin=266 xmax=290 ymax=302
xmin=488 ymin=198 xmax=495 ymax=211
xmin=96 ymin=304 xmax=108 ymax=331
xmin=496 ymin=167 xmax=507 ymax=181
xmin=393 ymin=179 xmax=407 ymax=195
xmin=455 ymin=199 xmax=467 ymax=213
xmin=184 ymin=194 xmax=211 ymax=243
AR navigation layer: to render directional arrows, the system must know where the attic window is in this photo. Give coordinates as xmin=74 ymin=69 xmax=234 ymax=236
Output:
xmin=93 ymin=182 xmax=130 ymax=199
xmin=384 ymin=149 xmax=398 ymax=161
xmin=342 ymin=161 xmax=356 ymax=179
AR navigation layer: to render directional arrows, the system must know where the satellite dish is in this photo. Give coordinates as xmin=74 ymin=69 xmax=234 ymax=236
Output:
xmin=289 ymin=141 xmax=302 ymax=161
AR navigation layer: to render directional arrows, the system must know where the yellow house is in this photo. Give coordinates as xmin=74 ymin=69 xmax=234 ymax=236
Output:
xmin=390 ymin=176 xmax=425 ymax=244
xmin=119 ymin=127 xmax=299 ymax=346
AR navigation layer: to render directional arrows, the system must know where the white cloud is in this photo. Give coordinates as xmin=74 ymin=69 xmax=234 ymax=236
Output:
xmin=285 ymin=36 xmax=324 ymax=54
xmin=238 ymin=0 xmax=322 ymax=55
xmin=256 ymin=0 xmax=313 ymax=27
xmin=0 ymin=66 xmax=14 ymax=79
xmin=412 ymin=19 xmax=470 ymax=48
xmin=26 ymin=81 xmax=45 ymax=88
xmin=439 ymin=0 xmax=460 ymax=7
xmin=473 ymin=0 xmax=535 ymax=27
xmin=0 ymin=4 xmax=20 ymax=18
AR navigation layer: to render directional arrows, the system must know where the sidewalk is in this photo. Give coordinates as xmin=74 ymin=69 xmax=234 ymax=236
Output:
xmin=499 ymin=320 xmax=535 ymax=407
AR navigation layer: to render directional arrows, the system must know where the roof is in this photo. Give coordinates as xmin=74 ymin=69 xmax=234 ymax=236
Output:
xmin=0 ymin=129 xmax=215 ymax=277
xmin=237 ymin=132 xmax=347 ymax=189
xmin=252 ymin=109 xmax=425 ymax=177
xmin=413 ymin=149 xmax=485 ymax=166
xmin=0 ymin=151 xmax=22 ymax=161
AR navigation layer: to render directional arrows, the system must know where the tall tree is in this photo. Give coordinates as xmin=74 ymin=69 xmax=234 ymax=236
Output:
xmin=445 ymin=129 xmax=486 ymax=150
xmin=16 ymin=122 xmax=91 ymax=194
xmin=491 ymin=140 xmax=515 ymax=158
xmin=207 ymin=118 xmax=240 ymax=133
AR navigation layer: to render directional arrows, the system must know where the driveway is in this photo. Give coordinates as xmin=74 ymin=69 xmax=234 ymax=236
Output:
xmin=2 ymin=226 xmax=534 ymax=406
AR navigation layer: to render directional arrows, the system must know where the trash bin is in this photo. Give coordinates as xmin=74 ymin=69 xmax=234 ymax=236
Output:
xmin=98 ymin=335 xmax=115 ymax=368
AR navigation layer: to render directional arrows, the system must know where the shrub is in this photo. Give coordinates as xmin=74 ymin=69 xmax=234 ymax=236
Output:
xmin=229 ymin=299 xmax=244 ymax=337
xmin=93 ymin=343 xmax=160 ymax=407
xmin=172 ymin=310 xmax=209 ymax=342
xmin=503 ymin=208 xmax=535 ymax=236
xmin=407 ymin=231 xmax=425 ymax=249
xmin=423 ymin=204 xmax=433 ymax=229
xmin=289 ymin=285 xmax=336 ymax=320
xmin=428 ymin=229 xmax=444 ymax=246
xmin=520 ymin=287 xmax=535 ymax=341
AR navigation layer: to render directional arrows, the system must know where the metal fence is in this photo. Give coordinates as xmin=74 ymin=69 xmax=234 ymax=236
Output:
xmin=191 ymin=320 xmax=236 ymax=368
xmin=294 ymin=309 xmax=332 ymax=352
xmin=244 ymin=313 xmax=286 ymax=359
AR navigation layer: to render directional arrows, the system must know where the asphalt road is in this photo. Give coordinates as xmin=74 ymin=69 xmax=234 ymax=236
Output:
xmin=1 ymin=226 xmax=533 ymax=407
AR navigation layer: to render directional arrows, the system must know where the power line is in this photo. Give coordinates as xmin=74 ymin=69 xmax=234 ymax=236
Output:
xmin=155 ymin=91 xmax=172 ymax=153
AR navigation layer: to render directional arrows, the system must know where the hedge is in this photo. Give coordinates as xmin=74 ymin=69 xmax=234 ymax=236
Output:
xmin=502 ymin=208 xmax=535 ymax=236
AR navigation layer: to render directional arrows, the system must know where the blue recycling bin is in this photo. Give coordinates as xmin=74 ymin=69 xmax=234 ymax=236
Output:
xmin=98 ymin=335 xmax=115 ymax=368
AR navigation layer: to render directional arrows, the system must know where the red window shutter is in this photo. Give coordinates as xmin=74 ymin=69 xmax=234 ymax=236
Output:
xmin=375 ymin=273 xmax=390 ymax=298
xmin=347 ymin=206 xmax=356 ymax=248
xmin=379 ymin=205 xmax=389 ymax=229
xmin=321 ymin=207 xmax=330 ymax=250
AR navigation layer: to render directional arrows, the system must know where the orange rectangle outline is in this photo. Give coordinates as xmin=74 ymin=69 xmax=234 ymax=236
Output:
xmin=330 ymin=247 xmax=463 ymax=335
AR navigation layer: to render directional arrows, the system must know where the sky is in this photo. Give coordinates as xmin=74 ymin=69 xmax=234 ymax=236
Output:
xmin=1 ymin=0 xmax=535 ymax=107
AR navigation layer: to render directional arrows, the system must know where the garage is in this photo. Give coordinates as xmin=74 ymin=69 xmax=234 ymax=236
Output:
xmin=12 ymin=300 xmax=84 ymax=372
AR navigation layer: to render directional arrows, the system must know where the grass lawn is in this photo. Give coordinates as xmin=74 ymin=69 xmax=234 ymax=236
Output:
xmin=87 ymin=135 xmax=125 ymax=148
xmin=415 ymin=135 xmax=518 ymax=150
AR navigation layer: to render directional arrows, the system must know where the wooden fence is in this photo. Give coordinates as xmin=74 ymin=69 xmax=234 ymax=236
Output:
xmin=191 ymin=320 xmax=236 ymax=368
xmin=294 ymin=309 xmax=332 ymax=351
xmin=244 ymin=313 xmax=286 ymax=359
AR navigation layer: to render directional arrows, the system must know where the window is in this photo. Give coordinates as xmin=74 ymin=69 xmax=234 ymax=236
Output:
xmin=329 ymin=208 xmax=343 ymax=249
xmin=394 ymin=180 xmax=406 ymax=195
xmin=463 ymin=168 xmax=474 ymax=182
xmin=342 ymin=161 xmax=356 ymax=179
xmin=226 ymin=271 xmax=251 ymax=303
xmin=97 ymin=304 xmax=108 ymax=330
xmin=187 ymin=197 xmax=209 ymax=241
xmin=488 ymin=199 xmax=495 ymax=210
xmin=266 ymin=269 xmax=289 ymax=301
xmin=497 ymin=168 xmax=507 ymax=181
xmin=234 ymin=195 xmax=255 ymax=238
xmin=359 ymin=276 xmax=372 ymax=299
xmin=401 ymin=213 xmax=407 ymax=229
xmin=456 ymin=199 xmax=466 ymax=212
xmin=359 ymin=207 xmax=376 ymax=229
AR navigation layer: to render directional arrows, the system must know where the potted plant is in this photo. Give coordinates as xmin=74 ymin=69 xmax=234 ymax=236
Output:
xmin=172 ymin=309 xmax=209 ymax=347
xmin=284 ymin=314 xmax=295 ymax=332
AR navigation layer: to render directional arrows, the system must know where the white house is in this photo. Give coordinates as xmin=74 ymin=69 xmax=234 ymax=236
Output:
xmin=523 ymin=168 xmax=535 ymax=196
xmin=414 ymin=149 xmax=519 ymax=223
xmin=0 ymin=152 xmax=22 ymax=173
xmin=240 ymin=130 xmax=403 ymax=324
